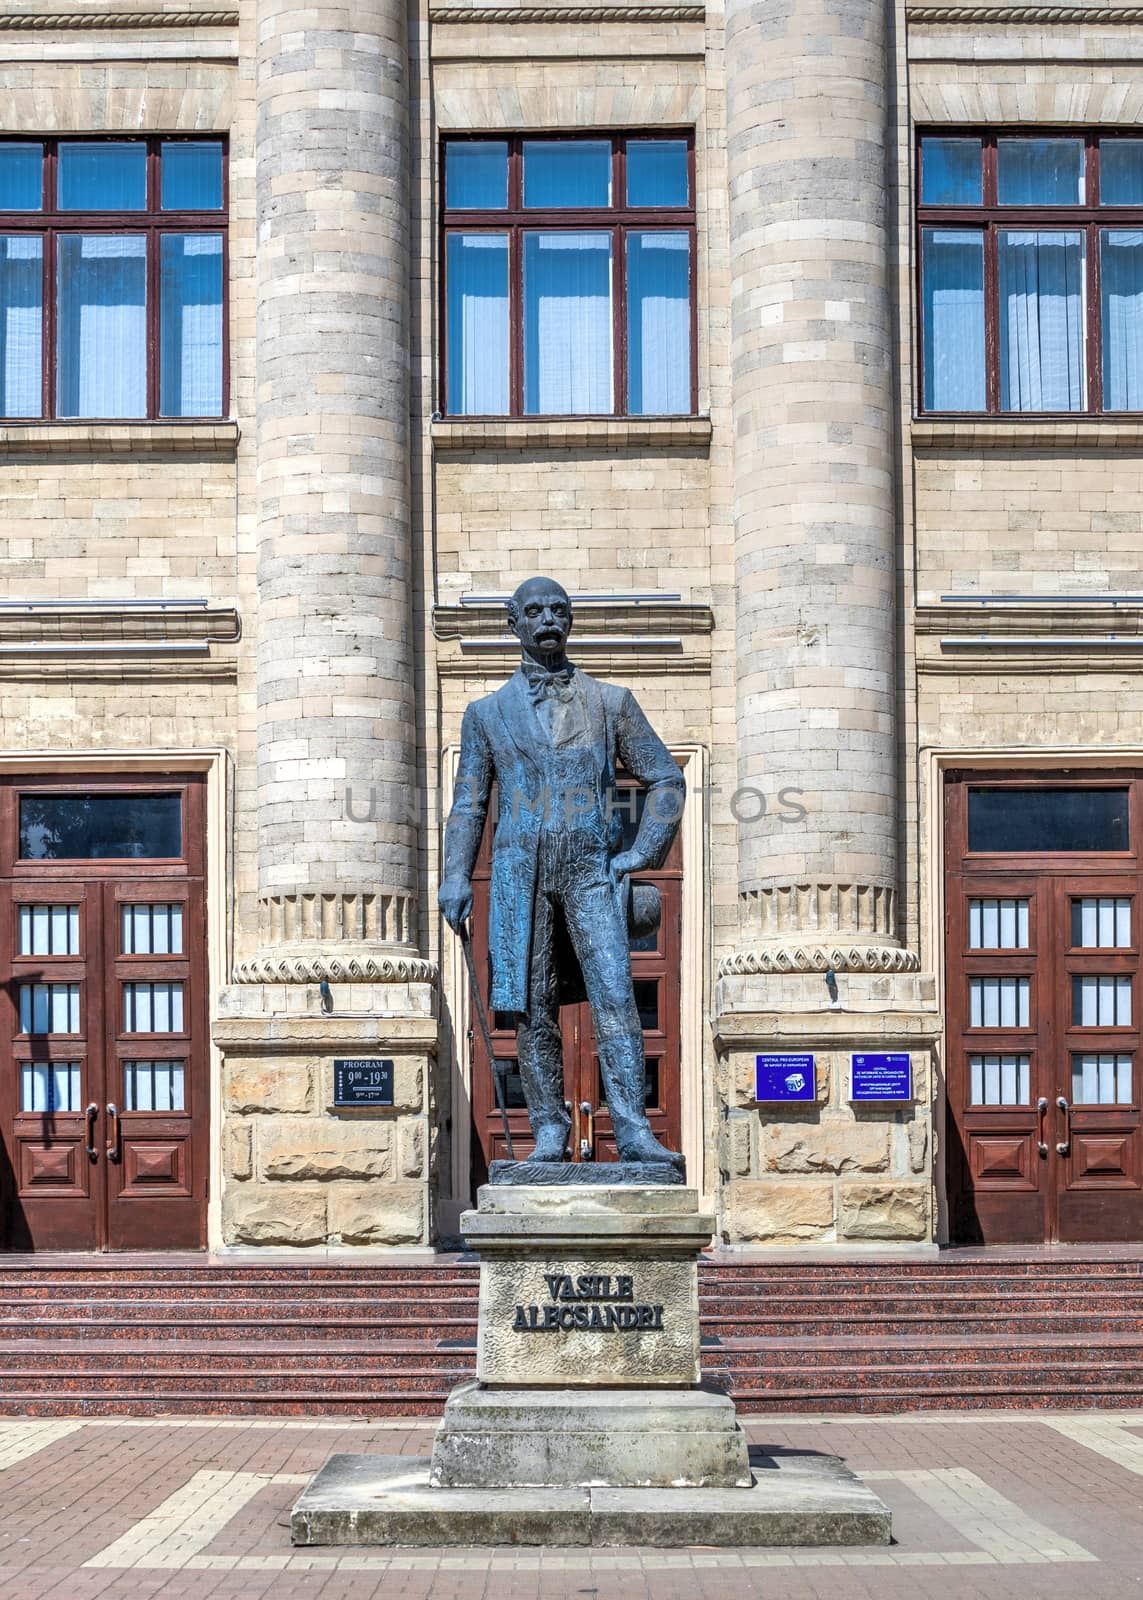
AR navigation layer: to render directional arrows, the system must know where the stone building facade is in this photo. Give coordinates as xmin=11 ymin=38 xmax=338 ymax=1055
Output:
xmin=1 ymin=0 xmax=1141 ymax=1256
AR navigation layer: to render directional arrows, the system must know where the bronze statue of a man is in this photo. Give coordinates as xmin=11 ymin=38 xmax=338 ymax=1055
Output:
xmin=440 ymin=577 xmax=686 ymax=1172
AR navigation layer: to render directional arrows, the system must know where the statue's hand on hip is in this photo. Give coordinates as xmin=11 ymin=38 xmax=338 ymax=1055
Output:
xmin=608 ymin=850 xmax=644 ymax=888
xmin=439 ymin=876 xmax=474 ymax=933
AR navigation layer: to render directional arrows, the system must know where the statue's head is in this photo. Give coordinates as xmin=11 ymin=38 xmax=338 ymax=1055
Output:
xmin=507 ymin=577 xmax=573 ymax=661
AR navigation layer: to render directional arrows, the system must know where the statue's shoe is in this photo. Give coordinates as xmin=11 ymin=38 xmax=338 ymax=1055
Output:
xmin=616 ymin=1131 xmax=686 ymax=1174
xmin=529 ymin=1128 xmax=570 ymax=1161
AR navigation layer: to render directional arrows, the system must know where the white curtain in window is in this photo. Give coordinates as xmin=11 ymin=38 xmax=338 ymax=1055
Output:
xmin=1102 ymin=230 xmax=1143 ymax=411
xmin=160 ymin=233 xmax=222 ymax=417
xmin=523 ymin=231 xmax=612 ymax=415
xmin=57 ymin=234 xmax=146 ymax=418
xmin=446 ymin=233 xmax=509 ymax=414
xmin=0 ymin=235 xmax=41 ymax=417
xmin=921 ymin=228 xmax=985 ymax=410
xmin=999 ymin=230 xmax=1085 ymax=412
xmin=627 ymin=232 xmax=690 ymax=415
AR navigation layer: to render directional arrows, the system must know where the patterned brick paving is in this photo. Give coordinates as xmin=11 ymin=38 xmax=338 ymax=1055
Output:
xmin=2 ymin=1411 xmax=1143 ymax=1598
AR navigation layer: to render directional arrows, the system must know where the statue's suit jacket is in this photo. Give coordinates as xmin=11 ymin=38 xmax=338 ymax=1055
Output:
xmin=444 ymin=665 xmax=685 ymax=1013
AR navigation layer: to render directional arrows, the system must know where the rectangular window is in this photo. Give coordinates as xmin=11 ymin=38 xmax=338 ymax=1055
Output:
xmin=0 ymin=137 xmax=225 ymax=420
xmin=124 ymin=1060 xmax=185 ymax=1112
xmin=21 ymin=1062 xmax=81 ymax=1113
xmin=917 ymin=131 xmax=1143 ymax=414
xmin=970 ymin=976 xmax=1030 ymax=1028
xmin=123 ymin=981 xmax=184 ymax=1034
xmin=1072 ymin=1052 xmax=1133 ymax=1105
xmin=18 ymin=982 xmax=79 ymax=1035
xmin=1072 ymin=975 xmax=1132 ymax=1027
xmin=18 ymin=905 xmax=79 ymax=956
xmin=968 ymin=897 xmax=1030 ymax=949
xmin=121 ymin=903 xmax=184 ymax=955
xmin=1072 ymin=896 xmax=1133 ymax=949
xmin=442 ymin=133 xmax=696 ymax=417
xmin=970 ymin=1052 xmax=1031 ymax=1106
xmin=967 ymin=787 xmax=1129 ymax=853
xmin=19 ymin=793 xmax=182 ymax=860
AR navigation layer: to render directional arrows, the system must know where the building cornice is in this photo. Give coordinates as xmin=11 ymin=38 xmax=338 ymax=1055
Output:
xmin=0 ymin=9 xmax=237 ymax=28
xmin=906 ymin=3 xmax=1143 ymax=20
xmin=429 ymin=3 xmax=703 ymax=21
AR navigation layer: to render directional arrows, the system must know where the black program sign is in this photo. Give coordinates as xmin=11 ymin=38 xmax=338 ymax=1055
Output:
xmin=333 ymin=1058 xmax=395 ymax=1108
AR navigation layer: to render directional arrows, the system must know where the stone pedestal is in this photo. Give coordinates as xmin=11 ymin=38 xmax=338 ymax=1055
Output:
xmin=291 ymin=1182 xmax=892 ymax=1546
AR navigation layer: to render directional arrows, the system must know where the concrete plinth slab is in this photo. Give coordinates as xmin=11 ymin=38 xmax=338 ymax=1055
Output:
xmin=489 ymin=1160 xmax=684 ymax=1186
xmin=429 ymin=1381 xmax=752 ymax=1488
xmin=290 ymin=1451 xmax=892 ymax=1548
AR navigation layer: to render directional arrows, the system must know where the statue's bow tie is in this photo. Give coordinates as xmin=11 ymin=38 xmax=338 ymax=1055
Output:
xmin=526 ymin=665 xmax=575 ymax=703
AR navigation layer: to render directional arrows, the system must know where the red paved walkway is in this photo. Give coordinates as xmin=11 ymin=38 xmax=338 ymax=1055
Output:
xmin=1 ymin=1410 xmax=1143 ymax=1598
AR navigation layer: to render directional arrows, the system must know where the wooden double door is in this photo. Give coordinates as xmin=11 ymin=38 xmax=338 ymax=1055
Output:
xmin=0 ymin=775 xmax=208 ymax=1251
xmin=946 ymin=774 xmax=1143 ymax=1243
xmin=469 ymin=784 xmax=682 ymax=1183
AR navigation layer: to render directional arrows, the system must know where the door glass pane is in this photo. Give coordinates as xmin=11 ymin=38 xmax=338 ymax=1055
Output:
xmin=633 ymin=980 xmax=659 ymax=1031
xmin=1072 ymin=1052 xmax=1133 ymax=1104
xmin=1102 ymin=139 xmax=1143 ymax=205
xmin=1101 ymin=230 xmax=1143 ymax=411
xmin=124 ymin=1060 xmax=185 ymax=1112
xmin=121 ymin=903 xmax=184 ymax=955
xmin=1071 ymin=897 xmax=1133 ymax=948
xmin=493 ymin=1058 xmax=526 ymax=1110
xmin=921 ymin=137 xmax=983 ymax=205
xmin=159 ymin=234 xmax=223 ymax=417
xmin=58 ymin=142 xmax=147 ymax=210
xmin=0 ymin=144 xmax=42 ymax=210
xmin=1072 ymin=975 xmax=1132 ymax=1027
xmin=18 ymin=983 xmax=79 ymax=1034
xmin=445 ymin=142 xmax=508 ymax=209
xmin=998 ymin=230 xmax=1085 ymax=412
xmin=19 ymin=793 xmax=182 ymax=859
xmin=523 ymin=232 xmax=613 ymax=414
xmin=626 ymin=140 xmax=688 ymax=207
xmin=446 ymin=233 xmax=509 ymax=415
xmin=161 ymin=141 xmax=223 ymax=210
xmin=968 ymin=898 xmax=1030 ymax=949
xmin=921 ymin=229 xmax=985 ymax=411
xmin=123 ymin=982 xmax=185 ymax=1033
xmin=968 ymin=788 xmax=1128 ymax=852
xmin=997 ymin=138 xmax=1084 ymax=205
xmin=523 ymin=141 xmax=611 ymax=208
xmin=20 ymin=1062 xmax=81 ymax=1113
xmin=56 ymin=234 xmax=147 ymax=418
xmin=969 ymin=977 xmax=1030 ymax=1028
xmin=0 ymin=236 xmax=42 ymax=417
xmin=626 ymin=231 xmax=690 ymax=415
xmin=969 ymin=1053 xmax=1031 ymax=1106
xmin=18 ymin=905 xmax=79 ymax=956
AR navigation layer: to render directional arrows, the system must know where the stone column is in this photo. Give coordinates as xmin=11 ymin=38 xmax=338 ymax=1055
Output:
xmin=248 ymin=0 xmax=421 ymax=978
xmin=724 ymin=0 xmax=909 ymax=973
xmin=214 ymin=0 xmax=435 ymax=1252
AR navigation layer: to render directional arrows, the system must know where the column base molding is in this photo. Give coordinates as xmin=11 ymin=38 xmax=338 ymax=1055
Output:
xmin=233 ymin=944 xmax=437 ymax=985
xmin=718 ymin=942 xmax=919 ymax=978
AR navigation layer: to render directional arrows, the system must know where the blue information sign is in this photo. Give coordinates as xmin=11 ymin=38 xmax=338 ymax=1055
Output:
xmin=850 ymin=1053 xmax=912 ymax=1102
xmin=755 ymin=1053 xmax=815 ymax=1103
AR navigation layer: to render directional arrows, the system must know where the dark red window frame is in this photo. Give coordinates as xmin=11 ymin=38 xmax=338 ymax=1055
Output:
xmin=440 ymin=130 xmax=698 ymax=419
xmin=0 ymin=135 xmax=229 ymax=422
xmin=916 ymin=127 xmax=1143 ymax=416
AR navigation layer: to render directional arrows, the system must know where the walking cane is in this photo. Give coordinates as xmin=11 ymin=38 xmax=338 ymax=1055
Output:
xmin=459 ymin=920 xmax=516 ymax=1162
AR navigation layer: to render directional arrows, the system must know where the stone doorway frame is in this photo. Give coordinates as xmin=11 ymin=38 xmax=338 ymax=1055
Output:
xmin=440 ymin=743 xmax=708 ymax=1234
xmin=0 ymin=748 xmax=230 ymax=1247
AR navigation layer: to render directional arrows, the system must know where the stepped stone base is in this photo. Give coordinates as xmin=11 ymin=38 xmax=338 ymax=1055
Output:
xmin=429 ymin=1382 xmax=751 ymax=1488
xmin=290 ymin=1450 xmax=892 ymax=1548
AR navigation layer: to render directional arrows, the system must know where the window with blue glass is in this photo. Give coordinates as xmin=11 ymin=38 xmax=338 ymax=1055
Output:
xmin=0 ymin=137 xmax=226 ymax=420
xmin=919 ymin=130 xmax=1143 ymax=414
xmin=442 ymin=133 xmax=695 ymax=417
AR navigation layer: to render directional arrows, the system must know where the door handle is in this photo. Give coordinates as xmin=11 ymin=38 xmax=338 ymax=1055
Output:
xmin=579 ymin=1100 xmax=594 ymax=1161
xmin=1036 ymin=1096 xmax=1049 ymax=1157
xmin=84 ymin=1103 xmax=99 ymax=1161
xmin=1056 ymin=1095 xmax=1071 ymax=1156
xmin=106 ymin=1102 xmax=121 ymax=1164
